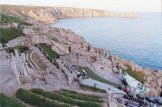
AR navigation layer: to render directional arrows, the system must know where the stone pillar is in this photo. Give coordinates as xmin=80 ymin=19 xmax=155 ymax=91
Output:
xmin=25 ymin=63 xmax=30 ymax=74
xmin=21 ymin=53 xmax=26 ymax=63
xmin=14 ymin=49 xmax=19 ymax=59
xmin=10 ymin=54 xmax=21 ymax=84
xmin=106 ymin=89 xmax=113 ymax=106
xmin=25 ymin=53 xmax=29 ymax=60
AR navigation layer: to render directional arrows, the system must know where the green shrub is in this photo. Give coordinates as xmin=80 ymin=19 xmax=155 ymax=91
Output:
xmin=5 ymin=45 xmax=29 ymax=53
xmin=39 ymin=43 xmax=60 ymax=59
xmin=31 ymin=88 xmax=102 ymax=107
xmin=37 ymin=43 xmax=60 ymax=68
xmin=0 ymin=93 xmax=26 ymax=107
xmin=16 ymin=88 xmax=72 ymax=107
xmin=0 ymin=28 xmax=24 ymax=44
xmin=60 ymin=91 xmax=105 ymax=103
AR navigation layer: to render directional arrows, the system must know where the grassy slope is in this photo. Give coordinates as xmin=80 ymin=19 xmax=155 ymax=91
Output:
xmin=81 ymin=67 xmax=119 ymax=87
xmin=39 ymin=43 xmax=60 ymax=59
xmin=62 ymin=89 xmax=103 ymax=99
xmin=38 ymin=43 xmax=60 ymax=68
xmin=125 ymin=65 xmax=145 ymax=83
xmin=0 ymin=13 xmax=30 ymax=25
xmin=4 ymin=45 xmax=29 ymax=53
xmin=0 ymin=28 xmax=24 ymax=44
xmin=16 ymin=89 xmax=72 ymax=107
xmin=31 ymin=88 xmax=103 ymax=107
xmin=15 ymin=88 xmax=104 ymax=107
xmin=0 ymin=93 xmax=26 ymax=107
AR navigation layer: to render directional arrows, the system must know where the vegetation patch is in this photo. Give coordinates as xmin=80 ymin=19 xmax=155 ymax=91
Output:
xmin=38 ymin=43 xmax=60 ymax=59
xmin=62 ymin=89 xmax=103 ymax=99
xmin=0 ymin=93 xmax=26 ymax=107
xmin=4 ymin=45 xmax=29 ymax=53
xmin=81 ymin=67 xmax=119 ymax=87
xmin=16 ymin=88 xmax=72 ymax=107
xmin=0 ymin=28 xmax=24 ymax=44
xmin=37 ymin=43 xmax=60 ymax=68
xmin=80 ymin=84 xmax=106 ymax=93
xmin=0 ymin=13 xmax=31 ymax=25
xmin=60 ymin=90 xmax=105 ymax=103
xmin=31 ymin=88 xmax=102 ymax=107
xmin=125 ymin=65 xmax=145 ymax=83
xmin=26 ymin=60 xmax=32 ymax=68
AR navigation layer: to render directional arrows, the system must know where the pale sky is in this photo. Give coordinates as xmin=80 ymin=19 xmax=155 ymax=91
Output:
xmin=0 ymin=0 xmax=161 ymax=12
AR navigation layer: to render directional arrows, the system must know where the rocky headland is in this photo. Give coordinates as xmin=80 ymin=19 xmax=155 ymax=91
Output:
xmin=0 ymin=5 xmax=139 ymax=24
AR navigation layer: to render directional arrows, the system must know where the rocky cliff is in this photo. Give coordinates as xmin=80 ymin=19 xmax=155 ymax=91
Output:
xmin=0 ymin=5 xmax=139 ymax=24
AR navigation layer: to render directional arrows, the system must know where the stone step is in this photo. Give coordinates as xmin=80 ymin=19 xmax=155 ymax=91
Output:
xmin=37 ymin=53 xmax=44 ymax=57
xmin=42 ymin=59 xmax=51 ymax=64
xmin=40 ymin=56 xmax=47 ymax=60
xmin=46 ymin=62 xmax=54 ymax=66
xmin=48 ymin=65 xmax=57 ymax=70
xmin=31 ymin=46 xmax=58 ymax=71
xmin=35 ymin=49 xmax=41 ymax=52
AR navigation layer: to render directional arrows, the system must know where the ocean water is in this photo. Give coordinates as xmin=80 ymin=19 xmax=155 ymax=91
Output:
xmin=52 ymin=13 xmax=162 ymax=70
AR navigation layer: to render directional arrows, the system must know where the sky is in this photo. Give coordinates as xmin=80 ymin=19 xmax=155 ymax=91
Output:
xmin=0 ymin=0 xmax=161 ymax=12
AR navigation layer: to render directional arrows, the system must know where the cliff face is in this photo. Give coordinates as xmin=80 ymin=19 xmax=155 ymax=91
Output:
xmin=0 ymin=5 xmax=139 ymax=24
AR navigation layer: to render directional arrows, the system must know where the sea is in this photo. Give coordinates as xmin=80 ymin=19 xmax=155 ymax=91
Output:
xmin=52 ymin=12 xmax=162 ymax=70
